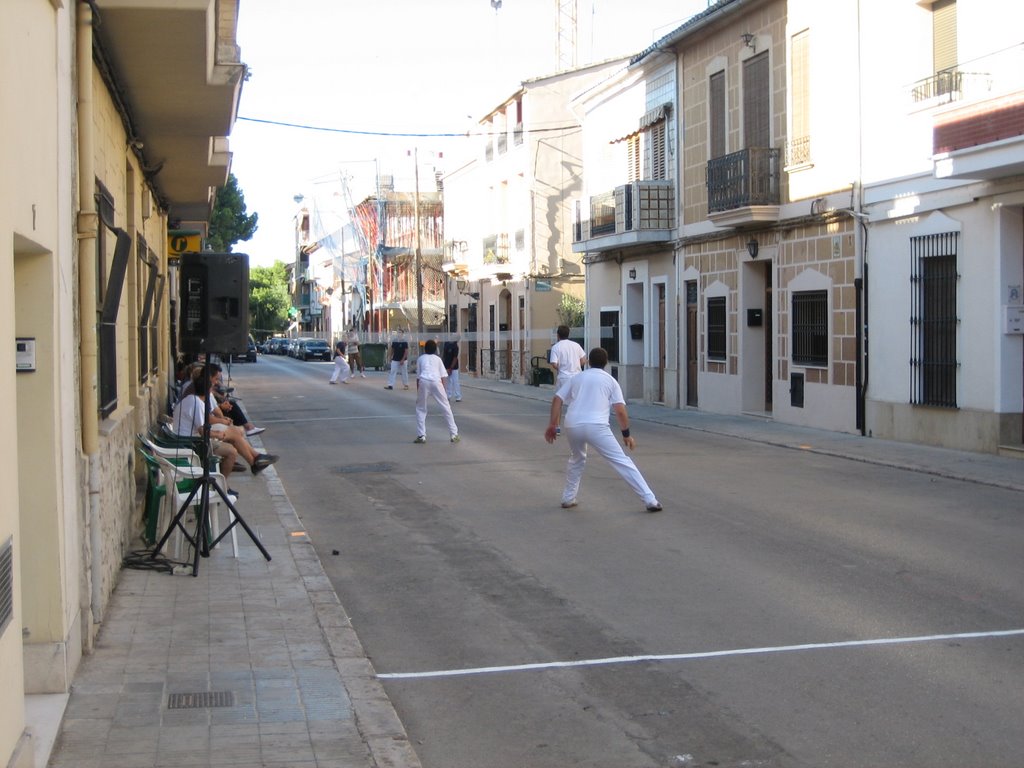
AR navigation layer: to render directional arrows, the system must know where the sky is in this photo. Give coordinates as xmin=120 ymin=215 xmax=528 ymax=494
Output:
xmin=229 ymin=0 xmax=707 ymax=268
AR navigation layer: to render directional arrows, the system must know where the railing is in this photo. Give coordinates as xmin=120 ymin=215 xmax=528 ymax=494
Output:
xmin=590 ymin=191 xmax=616 ymax=236
xmin=706 ymin=147 xmax=780 ymax=213
xmin=785 ymin=135 xmax=812 ymax=168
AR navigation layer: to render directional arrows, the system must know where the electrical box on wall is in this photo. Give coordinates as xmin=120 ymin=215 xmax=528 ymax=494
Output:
xmin=16 ymin=337 xmax=35 ymax=372
xmin=1004 ymin=305 xmax=1024 ymax=334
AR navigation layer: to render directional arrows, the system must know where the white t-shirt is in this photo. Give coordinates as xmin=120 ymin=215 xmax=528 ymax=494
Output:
xmin=549 ymin=338 xmax=586 ymax=379
xmin=417 ymin=353 xmax=447 ymax=382
xmin=172 ymin=394 xmax=227 ymax=436
xmin=172 ymin=394 xmax=207 ymax=436
xmin=556 ymin=368 xmax=625 ymax=428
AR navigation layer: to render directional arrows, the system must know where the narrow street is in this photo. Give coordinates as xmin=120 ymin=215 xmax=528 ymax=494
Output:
xmin=234 ymin=355 xmax=1024 ymax=768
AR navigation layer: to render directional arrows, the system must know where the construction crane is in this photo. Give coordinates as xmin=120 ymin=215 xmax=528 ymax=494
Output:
xmin=488 ymin=0 xmax=581 ymax=71
xmin=556 ymin=0 xmax=578 ymax=70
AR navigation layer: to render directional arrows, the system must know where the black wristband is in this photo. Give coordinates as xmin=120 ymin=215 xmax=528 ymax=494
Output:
xmin=621 ymin=428 xmax=631 ymax=438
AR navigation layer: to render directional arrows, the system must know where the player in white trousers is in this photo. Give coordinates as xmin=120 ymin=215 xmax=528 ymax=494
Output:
xmin=329 ymin=339 xmax=352 ymax=384
xmin=544 ymin=346 xmax=661 ymax=512
xmin=414 ymin=339 xmax=459 ymax=443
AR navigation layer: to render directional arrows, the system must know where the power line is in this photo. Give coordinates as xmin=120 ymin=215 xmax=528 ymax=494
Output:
xmin=237 ymin=115 xmax=581 ymax=137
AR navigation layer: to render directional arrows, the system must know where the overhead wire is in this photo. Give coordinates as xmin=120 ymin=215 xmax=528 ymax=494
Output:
xmin=238 ymin=115 xmax=582 ymax=137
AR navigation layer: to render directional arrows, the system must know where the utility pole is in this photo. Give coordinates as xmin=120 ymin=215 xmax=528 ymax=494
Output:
xmin=414 ymin=147 xmax=424 ymax=334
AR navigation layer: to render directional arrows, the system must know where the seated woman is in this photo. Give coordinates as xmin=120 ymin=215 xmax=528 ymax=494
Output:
xmin=172 ymin=373 xmax=278 ymax=477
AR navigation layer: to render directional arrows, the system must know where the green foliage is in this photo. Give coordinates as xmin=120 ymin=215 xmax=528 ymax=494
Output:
xmin=207 ymin=174 xmax=258 ymax=252
xmin=249 ymin=261 xmax=290 ymax=337
xmin=556 ymin=293 xmax=585 ymax=330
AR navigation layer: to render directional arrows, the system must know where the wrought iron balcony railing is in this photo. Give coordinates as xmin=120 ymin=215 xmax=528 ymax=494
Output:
xmin=706 ymin=147 xmax=781 ymax=213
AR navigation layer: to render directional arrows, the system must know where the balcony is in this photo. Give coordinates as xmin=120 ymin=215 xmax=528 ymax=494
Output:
xmin=705 ymin=147 xmax=780 ymax=228
xmin=90 ymin=0 xmax=245 ymax=224
xmin=571 ymin=180 xmax=675 ymax=254
xmin=926 ymin=45 xmax=1024 ymax=181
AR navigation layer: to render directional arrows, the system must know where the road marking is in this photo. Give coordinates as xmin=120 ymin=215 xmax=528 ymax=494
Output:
xmin=376 ymin=628 xmax=1024 ymax=680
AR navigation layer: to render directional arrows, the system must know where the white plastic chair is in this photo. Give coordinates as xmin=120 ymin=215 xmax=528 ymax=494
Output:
xmin=152 ymin=454 xmax=239 ymax=558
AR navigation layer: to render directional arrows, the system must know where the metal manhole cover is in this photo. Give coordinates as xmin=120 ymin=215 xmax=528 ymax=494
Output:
xmin=167 ymin=691 xmax=235 ymax=709
xmin=334 ymin=463 xmax=394 ymax=474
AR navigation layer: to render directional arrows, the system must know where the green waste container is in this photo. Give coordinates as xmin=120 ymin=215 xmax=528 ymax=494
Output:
xmin=361 ymin=343 xmax=387 ymax=371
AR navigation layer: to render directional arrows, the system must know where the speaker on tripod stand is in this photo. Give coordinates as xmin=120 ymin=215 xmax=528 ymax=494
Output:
xmin=179 ymin=251 xmax=250 ymax=357
xmin=152 ymin=252 xmax=271 ymax=574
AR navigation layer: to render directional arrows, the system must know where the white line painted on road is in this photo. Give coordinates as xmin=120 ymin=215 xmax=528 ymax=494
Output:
xmin=376 ymin=628 xmax=1024 ymax=680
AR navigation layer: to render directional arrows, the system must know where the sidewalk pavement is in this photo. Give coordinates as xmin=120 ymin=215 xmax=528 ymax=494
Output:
xmin=39 ymin=447 xmax=421 ymax=768
xmin=36 ymin=377 xmax=1023 ymax=768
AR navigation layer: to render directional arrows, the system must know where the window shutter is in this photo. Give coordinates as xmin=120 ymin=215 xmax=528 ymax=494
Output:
xmin=649 ymin=121 xmax=667 ymax=180
xmin=627 ymin=134 xmax=641 ymax=182
xmin=709 ymin=71 xmax=725 ymax=159
xmin=743 ymin=51 xmax=770 ymax=149
xmin=932 ymin=0 xmax=957 ymax=73
xmin=791 ymin=30 xmax=810 ymax=143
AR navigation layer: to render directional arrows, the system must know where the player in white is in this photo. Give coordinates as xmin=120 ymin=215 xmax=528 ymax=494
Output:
xmin=544 ymin=346 xmax=662 ymax=512
xmin=548 ymin=324 xmax=587 ymax=387
xmin=413 ymin=339 xmax=460 ymax=443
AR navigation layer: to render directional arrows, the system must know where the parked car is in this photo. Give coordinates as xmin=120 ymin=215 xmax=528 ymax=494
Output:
xmin=301 ymin=339 xmax=332 ymax=361
xmin=228 ymin=337 xmax=258 ymax=363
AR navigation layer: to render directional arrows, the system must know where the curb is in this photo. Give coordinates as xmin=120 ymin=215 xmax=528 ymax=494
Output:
xmin=265 ymin=470 xmax=424 ymax=768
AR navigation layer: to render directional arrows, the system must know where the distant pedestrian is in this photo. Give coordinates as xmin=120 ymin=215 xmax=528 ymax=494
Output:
xmin=549 ymin=324 xmax=587 ymax=432
xmin=442 ymin=334 xmax=462 ymax=402
xmin=549 ymin=324 xmax=587 ymax=389
xmin=544 ymin=346 xmax=661 ymax=512
xmin=414 ymin=339 xmax=459 ymax=444
xmin=385 ymin=329 xmax=410 ymax=390
xmin=346 ymin=329 xmax=366 ymax=377
xmin=329 ymin=339 xmax=353 ymax=384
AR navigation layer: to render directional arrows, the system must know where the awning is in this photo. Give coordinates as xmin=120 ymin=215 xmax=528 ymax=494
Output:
xmin=638 ymin=102 xmax=671 ymax=130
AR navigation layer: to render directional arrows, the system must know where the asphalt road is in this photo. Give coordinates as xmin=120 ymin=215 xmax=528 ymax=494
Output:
xmin=230 ymin=353 xmax=1024 ymax=768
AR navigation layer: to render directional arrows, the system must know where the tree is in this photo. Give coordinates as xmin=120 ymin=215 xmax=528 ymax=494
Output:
xmin=207 ymin=173 xmax=258 ymax=252
xmin=556 ymin=293 xmax=585 ymax=331
xmin=249 ymin=261 xmax=291 ymax=337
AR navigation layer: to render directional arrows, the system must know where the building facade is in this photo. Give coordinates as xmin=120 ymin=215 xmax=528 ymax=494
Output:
xmin=443 ymin=59 xmax=628 ymax=383
xmin=1 ymin=2 xmax=244 ymax=765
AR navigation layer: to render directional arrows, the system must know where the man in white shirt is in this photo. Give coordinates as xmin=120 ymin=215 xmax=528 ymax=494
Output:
xmin=548 ymin=324 xmax=587 ymax=388
xmin=414 ymin=339 xmax=460 ymax=444
xmin=544 ymin=347 xmax=662 ymax=512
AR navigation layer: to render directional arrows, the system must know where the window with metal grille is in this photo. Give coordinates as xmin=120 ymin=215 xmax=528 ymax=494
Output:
xmin=911 ymin=233 xmax=958 ymax=407
xmin=792 ymin=290 xmax=828 ymax=366
xmin=600 ymin=310 xmax=619 ymax=362
xmin=709 ymin=70 xmax=726 ymax=159
xmin=707 ymin=296 xmax=726 ymax=361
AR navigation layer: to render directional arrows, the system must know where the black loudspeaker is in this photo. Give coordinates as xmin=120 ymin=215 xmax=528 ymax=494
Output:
xmin=179 ymin=252 xmax=250 ymax=354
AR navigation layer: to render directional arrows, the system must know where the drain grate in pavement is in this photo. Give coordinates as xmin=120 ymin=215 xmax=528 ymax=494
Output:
xmin=167 ymin=691 xmax=235 ymax=709
xmin=334 ymin=463 xmax=394 ymax=474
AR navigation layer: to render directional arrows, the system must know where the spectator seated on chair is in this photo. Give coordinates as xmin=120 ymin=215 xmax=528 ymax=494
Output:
xmin=171 ymin=372 xmax=278 ymax=476
xmin=181 ymin=363 xmax=265 ymax=437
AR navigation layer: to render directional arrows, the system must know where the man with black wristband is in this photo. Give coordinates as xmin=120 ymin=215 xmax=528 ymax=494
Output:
xmin=544 ymin=346 xmax=662 ymax=512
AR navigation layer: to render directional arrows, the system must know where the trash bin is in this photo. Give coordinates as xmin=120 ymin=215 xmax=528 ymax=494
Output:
xmin=530 ymin=356 xmax=554 ymax=386
xmin=361 ymin=343 xmax=387 ymax=371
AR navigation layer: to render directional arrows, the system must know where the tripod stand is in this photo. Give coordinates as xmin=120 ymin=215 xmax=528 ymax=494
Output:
xmin=151 ymin=357 xmax=271 ymax=575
